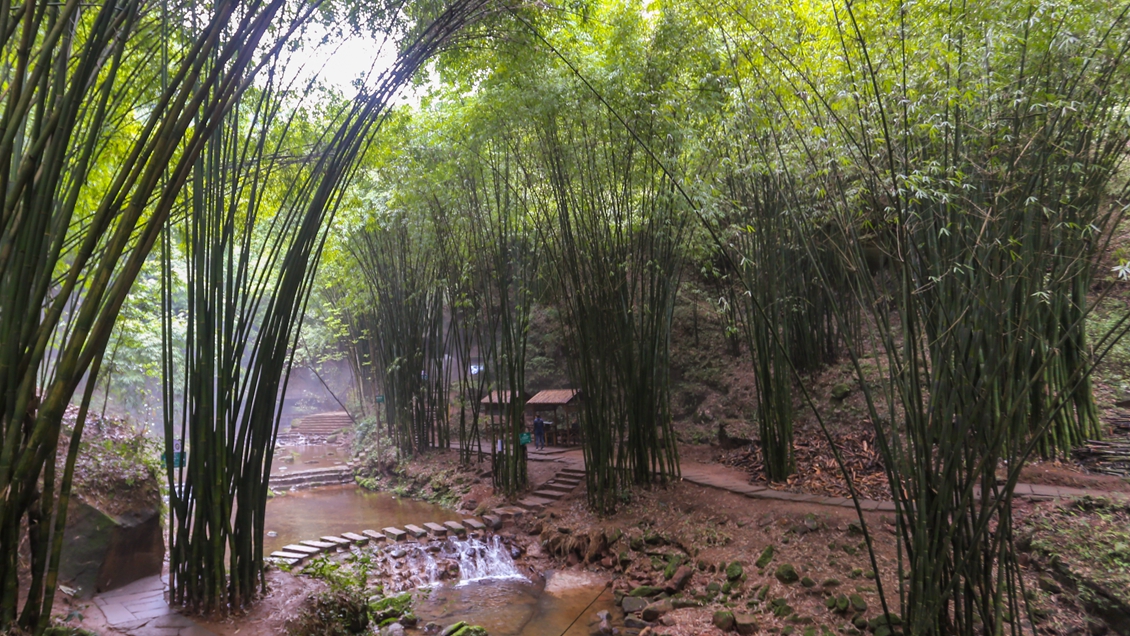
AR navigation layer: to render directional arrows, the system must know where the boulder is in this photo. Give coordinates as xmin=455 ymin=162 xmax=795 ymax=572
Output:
xmin=735 ymin=613 xmax=759 ymax=635
xmin=774 ymin=563 xmax=799 ymax=584
xmin=726 ymin=561 xmax=744 ymax=581
xmin=641 ymin=599 xmax=673 ymax=622
xmin=755 ymin=545 xmax=775 ymax=568
xmin=59 ymin=496 xmax=163 ymax=596
xmin=622 ymin=596 xmax=649 ymax=613
xmin=629 ymin=585 xmax=664 ymax=597
xmin=831 ymin=383 xmax=851 ymax=400
xmin=665 ymin=566 xmax=693 ymax=593
xmin=712 ymin=610 xmax=735 ymax=631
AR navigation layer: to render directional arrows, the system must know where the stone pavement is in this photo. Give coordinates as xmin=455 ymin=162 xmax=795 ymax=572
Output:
xmin=92 ymin=575 xmax=216 ymax=636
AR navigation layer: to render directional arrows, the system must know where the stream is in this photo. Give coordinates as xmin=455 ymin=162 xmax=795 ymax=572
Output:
xmin=264 ymin=484 xmax=616 ymax=635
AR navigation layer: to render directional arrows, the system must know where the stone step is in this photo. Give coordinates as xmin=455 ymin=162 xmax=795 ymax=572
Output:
xmin=267 ymin=556 xmax=298 ymax=566
xmin=482 ymin=515 xmax=502 ymax=530
xmin=559 ymin=468 xmax=585 ymax=477
xmin=443 ymin=521 xmax=466 ymax=535
xmin=404 ymin=525 xmax=427 ymax=539
xmin=383 ymin=527 xmax=408 ymax=542
xmin=270 ymin=550 xmax=308 ymax=561
xmin=341 ymin=532 xmax=369 ymax=544
xmin=423 ymin=522 xmax=448 ymax=536
xmin=463 ymin=518 xmax=486 ymax=531
xmin=283 ymin=544 xmax=321 ymax=555
xmin=516 ymin=496 xmax=554 ymax=511
xmin=320 ymin=535 xmax=352 ymax=546
xmin=540 ymin=482 xmax=575 ymax=494
xmin=301 ymin=539 xmax=336 ymax=550
xmin=363 ymin=530 xmax=387 ymax=542
xmin=532 ymin=489 xmax=564 ymax=501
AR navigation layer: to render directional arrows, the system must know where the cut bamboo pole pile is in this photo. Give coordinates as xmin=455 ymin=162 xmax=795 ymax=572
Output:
xmin=1073 ymin=440 xmax=1130 ymax=477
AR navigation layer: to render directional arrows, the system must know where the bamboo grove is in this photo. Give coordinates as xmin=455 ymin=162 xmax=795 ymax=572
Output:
xmin=318 ymin=0 xmax=1130 ymax=633
xmin=0 ymin=0 xmax=498 ymax=628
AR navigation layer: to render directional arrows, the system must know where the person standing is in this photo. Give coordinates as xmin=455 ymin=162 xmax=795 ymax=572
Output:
xmin=533 ymin=415 xmax=546 ymax=450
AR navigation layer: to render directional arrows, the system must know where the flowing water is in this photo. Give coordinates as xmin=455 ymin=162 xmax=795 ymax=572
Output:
xmin=264 ymin=485 xmax=618 ymax=635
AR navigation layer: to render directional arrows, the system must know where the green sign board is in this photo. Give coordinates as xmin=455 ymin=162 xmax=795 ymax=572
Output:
xmin=162 ymin=451 xmax=186 ymax=468
xmin=520 ymin=432 xmax=532 ymax=446
xmin=375 ymin=395 xmax=385 ymax=403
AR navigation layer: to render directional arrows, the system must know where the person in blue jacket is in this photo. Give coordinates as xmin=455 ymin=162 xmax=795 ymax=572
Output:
xmin=533 ymin=415 xmax=546 ymax=450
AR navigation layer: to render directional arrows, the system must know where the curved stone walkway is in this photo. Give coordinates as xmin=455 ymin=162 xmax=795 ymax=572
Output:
xmin=93 ymin=574 xmax=215 ymax=636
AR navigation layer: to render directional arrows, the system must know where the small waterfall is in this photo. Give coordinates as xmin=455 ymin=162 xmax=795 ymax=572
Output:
xmin=450 ymin=535 xmax=525 ymax=585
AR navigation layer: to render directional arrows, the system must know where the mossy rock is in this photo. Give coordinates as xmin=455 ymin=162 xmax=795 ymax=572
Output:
xmin=629 ymin=585 xmax=664 ymax=597
xmin=726 ymin=561 xmax=744 ymax=581
xmin=841 ymin=544 xmax=858 ymax=556
xmin=721 ymin=581 xmax=733 ymax=594
xmin=643 ymin=530 xmax=664 ymax=545
xmin=848 ymin=594 xmax=866 ymax=612
xmin=774 ymin=563 xmax=799 ymax=584
xmin=864 ymin=570 xmax=876 ymax=580
xmin=822 ymin=578 xmax=841 ymax=588
xmin=664 ymin=555 xmax=685 ymax=580
xmin=706 ymin=582 xmax=722 ymax=594
xmin=835 ymin=594 xmax=849 ymax=613
xmin=852 ymin=615 xmax=869 ymax=629
xmin=650 ymin=555 xmax=666 ymax=571
xmin=756 ymin=545 xmax=775 ymax=568
xmin=831 ymin=383 xmax=851 ymax=399
xmin=618 ymin=551 xmax=632 ymax=567
xmin=772 ymin=603 xmax=793 ymax=618
xmin=712 ymin=610 xmax=735 ymax=631
xmin=825 ymin=596 xmax=837 ymax=610
xmin=450 ymin=627 xmax=489 ymax=636
xmin=800 ymin=576 xmax=816 ymax=588
xmin=630 ymin=536 xmax=645 ymax=551
xmin=849 ymin=568 xmax=863 ymax=579
xmin=371 ymin=592 xmax=413 ymax=623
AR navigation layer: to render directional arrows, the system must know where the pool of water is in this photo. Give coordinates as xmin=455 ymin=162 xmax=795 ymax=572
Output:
xmin=263 ymin=485 xmax=462 ymax=554
xmin=270 ymin=443 xmax=346 ymax=475
xmin=263 ymin=486 xmax=618 ymax=635
xmin=414 ymin=571 xmax=617 ymax=636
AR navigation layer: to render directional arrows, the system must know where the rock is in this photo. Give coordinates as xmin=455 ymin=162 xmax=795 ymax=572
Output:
xmin=659 ymin=615 xmax=676 ymax=626
xmin=831 ymin=383 xmax=851 ymax=399
xmin=800 ymin=577 xmax=815 ymax=588
xmin=726 ymin=561 xmax=744 ymax=581
xmin=665 ymin=566 xmax=693 ymax=593
xmin=622 ymin=596 xmax=649 ymax=613
xmin=596 ymin=610 xmax=611 ymax=622
xmin=849 ymin=594 xmax=867 ymax=612
xmin=755 ymin=545 xmax=775 ymax=568
xmin=606 ymin=528 xmax=623 ymax=545
xmin=424 ymin=622 xmax=442 ymax=634
xmin=774 ymin=563 xmax=799 ymax=584
xmin=712 ymin=610 xmax=736 ymax=631
xmin=59 ymin=493 xmax=164 ymax=595
xmin=706 ymin=582 xmax=722 ymax=594
xmin=629 ymin=585 xmax=664 ymax=597
xmin=641 ymin=599 xmax=673 ymax=622
xmin=735 ymin=613 xmax=759 ymax=635
xmin=590 ymin=618 xmax=612 ymax=635
xmin=643 ymin=530 xmax=663 ymax=545
xmin=601 ymin=557 xmax=614 ymax=568
xmin=619 ymin=551 xmax=632 ymax=568
xmin=671 ymin=598 xmax=701 ymax=609
xmin=586 ymin=528 xmax=608 ymax=563
xmin=385 ymin=623 xmax=406 ymax=636
xmin=624 ymin=617 xmax=650 ymax=629
xmin=822 ymin=578 xmax=841 ymax=588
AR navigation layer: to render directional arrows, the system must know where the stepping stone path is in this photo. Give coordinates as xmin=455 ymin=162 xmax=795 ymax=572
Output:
xmin=284 ymin=544 xmax=321 ymax=555
xmin=424 ymin=522 xmax=448 ymax=536
xmin=321 ymin=535 xmax=352 ymax=546
xmin=363 ymin=529 xmax=386 ymax=542
xmin=342 ymin=532 xmax=369 ymax=544
xmin=404 ymin=524 xmax=428 ymax=538
xmin=384 ymin=527 xmax=408 ymax=541
xmin=517 ymin=465 xmax=585 ymax=512
xmin=444 ymin=521 xmax=466 ymax=535
xmin=301 ymin=539 xmax=336 ymax=550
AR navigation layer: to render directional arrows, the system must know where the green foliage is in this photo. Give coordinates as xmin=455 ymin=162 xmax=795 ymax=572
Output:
xmin=285 ymin=588 xmax=371 ymax=636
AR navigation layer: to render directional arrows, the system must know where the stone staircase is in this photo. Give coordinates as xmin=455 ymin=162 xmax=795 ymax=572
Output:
xmin=288 ymin=411 xmax=354 ymax=437
xmin=517 ymin=466 xmax=584 ymax=511
xmin=270 ymin=465 xmax=354 ymax=490
xmin=267 ymin=516 xmax=499 ymax=565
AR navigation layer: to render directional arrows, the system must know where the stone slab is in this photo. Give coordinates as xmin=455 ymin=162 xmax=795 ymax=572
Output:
xmin=423 ymin=522 xmax=448 ymax=536
xmin=443 ymin=521 xmax=466 ymax=535
xmin=341 ymin=532 xmax=369 ymax=544
xmin=300 ymin=539 xmax=336 ymax=549
xmin=383 ymin=527 xmax=408 ymax=541
xmin=463 ymin=518 xmax=486 ymax=531
xmin=404 ymin=524 xmax=428 ymax=538
xmin=363 ymin=529 xmax=387 ymax=541
xmin=516 ymin=496 xmax=554 ymax=511
xmin=482 ymin=515 xmax=502 ymax=530
xmin=532 ymin=490 xmax=564 ymax=500
xmin=270 ymin=551 xmax=308 ymax=560
xmin=283 ymin=544 xmax=321 ymax=554
xmin=320 ymin=535 xmax=351 ymax=545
